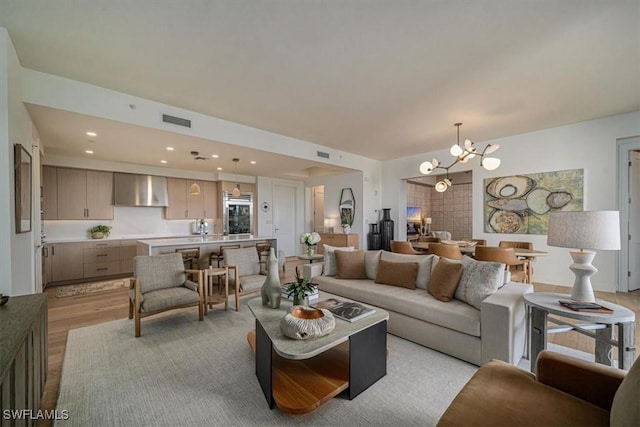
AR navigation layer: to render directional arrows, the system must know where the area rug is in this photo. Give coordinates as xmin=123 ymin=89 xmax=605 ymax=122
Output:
xmin=55 ymin=278 xmax=131 ymax=298
xmin=55 ymin=300 xmax=478 ymax=427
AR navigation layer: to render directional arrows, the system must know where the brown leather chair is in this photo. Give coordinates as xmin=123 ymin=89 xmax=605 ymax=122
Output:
xmin=438 ymin=350 xmax=639 ymax=427
xmin=390 ymin=240 xmax=421 ymax=255
xmin=428 ymin=242 xmax=463 ymax=260
xmin=499 ymin=240 xmax=534 ymax=276
xmin=475 ymin=246 xmax=530 ymax=283
xmin=418 ymin=236 xmax=441 ymax=243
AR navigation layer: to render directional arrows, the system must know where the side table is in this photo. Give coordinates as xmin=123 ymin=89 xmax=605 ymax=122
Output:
xmin=524 ymin=292 xmax=636 ymax=372
xmin=203 ymin=266 xmax=229 ymax=315
xmin=298 ymin=254 xmax=324 ymax=264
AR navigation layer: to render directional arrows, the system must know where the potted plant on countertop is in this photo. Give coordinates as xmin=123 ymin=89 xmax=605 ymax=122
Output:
xmin=88 ymin=224 xmax=112 ymax=239
xmin=283 ymin=267 xmax=317 ymax=307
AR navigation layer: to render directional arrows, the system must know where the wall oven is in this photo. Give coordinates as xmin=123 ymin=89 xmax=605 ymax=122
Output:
xmin=223 ymin=192 xmax=253 ymax=235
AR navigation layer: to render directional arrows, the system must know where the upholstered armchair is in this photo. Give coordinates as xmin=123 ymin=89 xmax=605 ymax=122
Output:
xmin=223 ymin=247 xmax=267 ymax=311
xmin=129 ymin=253 xmax=204 ymax=337
xmin=438 ymin=350 xmax=639 ymax=426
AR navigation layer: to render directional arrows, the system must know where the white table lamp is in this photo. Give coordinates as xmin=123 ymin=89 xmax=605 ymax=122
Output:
xmin=546 ymin=211 xmax=621 ymax=302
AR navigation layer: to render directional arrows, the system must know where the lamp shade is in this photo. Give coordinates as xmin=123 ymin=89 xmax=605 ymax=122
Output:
xmin=547 ymin=211 xmax=621 ymax=250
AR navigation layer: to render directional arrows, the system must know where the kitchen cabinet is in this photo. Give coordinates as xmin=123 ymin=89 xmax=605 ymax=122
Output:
xmin=317 ymin=233 xmax=359 ymax=254
xmin=46 ymin=242 xmax=84 ymax=283
xmin=166 ymin=177 xmax=218 ymax=219
xmin=82 ymin=240 xmax=120 ymax=278
xmin=120 ymin=240 xmax=138 ymax=274
xmin=54 ymin=167 xmax=113 ymax=220
xmin=42 ymin=165 xmax=58 ymax=220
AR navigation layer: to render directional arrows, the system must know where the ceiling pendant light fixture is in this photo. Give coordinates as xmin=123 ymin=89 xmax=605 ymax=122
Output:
xmin=419 ymin=123 xmax=501 ymax=192
xmin=189 ymin=151 xmax=201 ymax=195
xmin=232 ymin=158 xmax=241 ymax=197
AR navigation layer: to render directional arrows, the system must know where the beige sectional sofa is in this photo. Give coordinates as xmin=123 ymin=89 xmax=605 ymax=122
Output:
xmin=305 ymin=249 xmax=533 ymax=366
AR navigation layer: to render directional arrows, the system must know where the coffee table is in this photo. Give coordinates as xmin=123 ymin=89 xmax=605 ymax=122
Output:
xmin=247 ymin=293 xmax=389 ymax=414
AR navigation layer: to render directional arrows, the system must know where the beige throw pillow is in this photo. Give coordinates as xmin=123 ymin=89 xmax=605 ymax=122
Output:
xmin=364 ymin=250 xmax=382 ymax=280
xmin=427 ymin=258 xmax=464 ymax=302
xmin=335 ymin=250 xmax=367 ymax=279
xmin=322 ymin=244 xmax=355 ymax=276
xmin=374 ymin=259 xmax=418 ymax=289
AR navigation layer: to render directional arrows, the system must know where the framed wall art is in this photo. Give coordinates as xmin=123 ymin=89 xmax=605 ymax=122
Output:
xmin=484 ymin=169 xmax=583 ymax=234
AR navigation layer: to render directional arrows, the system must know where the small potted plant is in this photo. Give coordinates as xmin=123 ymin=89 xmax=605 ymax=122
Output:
xmin=283 ymin=267 xmax=317 ymax=306
xmin=88 ymin=224 xmax=112 ymax=239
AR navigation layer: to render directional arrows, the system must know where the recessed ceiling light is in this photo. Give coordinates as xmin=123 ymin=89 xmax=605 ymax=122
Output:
xmin=86 ymin=131 xmax=97 ymax=137
xmin=250 ymin=160 xmax=256 ymax=164
xmin=85 ymin=150 xmax=94 ymax=154
xmin=217 ymin=167 xmax=222 ymax=171
xmin=160 ymin=160 xmax=167 ymax=164
xmin=166 ymin=147 xmax=174 ymax=151
xmin=211 ymin=154 xmax=219 ymax=158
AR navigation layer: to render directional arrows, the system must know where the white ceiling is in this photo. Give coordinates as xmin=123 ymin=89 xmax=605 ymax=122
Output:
xmin=1 ymin=1 xmax=639 ymax=174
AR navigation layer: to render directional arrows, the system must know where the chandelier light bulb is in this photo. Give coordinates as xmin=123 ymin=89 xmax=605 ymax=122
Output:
xmin=435 ymin=180 xmax=448 ymax=192
xmin=482 ymin=157 xmax=501 ymax=171
xmin=419 ymin=161 xmax=434 ymax=174
xmin=450 ymin=144 xmax=463 ymax=157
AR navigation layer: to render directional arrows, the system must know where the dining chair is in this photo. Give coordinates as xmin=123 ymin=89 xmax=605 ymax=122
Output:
xmin=418 ymin=236 xmax=441 ymax=243
xmin=464 ymin=238 xmax=487 ymax=246
xmin=475 ymin=246 xmax=531 ymax=283
xmin=499 ymin=240 xmax=534 ymax=276
xmin=390 ymin=240 xmax=421 ymax=254
xmin=428 ymin=242 xmax=463 ymax=260
xmin=129 ymin=253 xmax=204 ymax=337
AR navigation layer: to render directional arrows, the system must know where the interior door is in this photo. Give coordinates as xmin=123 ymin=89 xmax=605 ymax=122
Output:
xmin=273 ymin=184 xmax=297 ymax=256
xmin=629 ymin=151 xmax=640 ymax=291
xmin=313 ymin=186 xmax=324 ymax=232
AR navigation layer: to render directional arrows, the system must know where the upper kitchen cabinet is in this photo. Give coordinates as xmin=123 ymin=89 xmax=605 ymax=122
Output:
xmin=42 ymin=166 xmax=58 ymax=220
xmin=49 ymin=167 xmax=114 ymax=220
xmin=165 ymin=177 xmax=218 ymax=219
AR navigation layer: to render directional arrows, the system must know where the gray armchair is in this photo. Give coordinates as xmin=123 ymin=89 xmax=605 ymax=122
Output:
xmin=129 ymin=253 xmax=204 ymax=337
xmin=223 ymin=247 xmax=267 ymax=311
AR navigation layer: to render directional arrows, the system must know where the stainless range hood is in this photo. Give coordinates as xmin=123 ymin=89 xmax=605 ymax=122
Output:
xmin=113 ymin=172 xmax=168 ymax=207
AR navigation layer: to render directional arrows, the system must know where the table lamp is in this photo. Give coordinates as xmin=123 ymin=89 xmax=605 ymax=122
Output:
xmin=546 ymin=210 xmax=621 ymax=303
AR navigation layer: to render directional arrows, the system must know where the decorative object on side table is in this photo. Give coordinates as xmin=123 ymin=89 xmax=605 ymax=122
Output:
xmin=379 ymin=208 xmax=394 ymax=251
xmin=547 ymin=210 xmax=621 ymax=303
xmin=87 ymin=224 xmax=112 ymax=239
xmin=283 ymin=267 xmax=317 ymax=306
xmin=260 ymin=248 xmax=282 ymax=309
xmin=367 ymin=223 xmax=381 ymax=250
xmin=280 ymin=306 xmax=335 ymax=340
xmin=300 ymin=231 xmax=321 ymax=256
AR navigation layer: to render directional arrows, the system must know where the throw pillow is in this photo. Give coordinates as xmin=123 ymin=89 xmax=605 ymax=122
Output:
xmin=335 ymin=250 xmax=367 ymax=279
xmin=610 ymin=351 xmax=640 ymax=426
xmin=380 ymin=251 xmax=434 ymax=289
xmin=322 ymin=244 xmax=355 ymax=276
xmin=374 ymin=259 xmax=419 ymax=289
xmin=364 ymin=250 xmax=382 ymax=280
xmin=454 ymin=256 xmax=505 ymax=309
xmin=427 ymin=258 xmax=464 ymax=302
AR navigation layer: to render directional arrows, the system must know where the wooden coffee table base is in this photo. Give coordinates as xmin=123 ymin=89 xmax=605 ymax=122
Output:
xmin=247 ymin=330 xmax=349 ymax=414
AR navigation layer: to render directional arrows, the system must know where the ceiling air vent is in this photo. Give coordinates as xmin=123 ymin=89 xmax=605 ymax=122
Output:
xmin=162 ymin=113 xmax=191 ymax=128
xmin=316 ymin=151 xmax=330 ymax=159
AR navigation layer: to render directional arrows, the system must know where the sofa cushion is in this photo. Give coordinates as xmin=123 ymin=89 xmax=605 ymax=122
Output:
xmin=428 ymin=258 xmax=464 ymax=302
xmin=455 ymin=256 xmax=504 ymax=309
xmin=322 ymin=244 xmax=355 ymax=276
xmin=380 ymin=251 xmax=434 ymax=289
xmin=134 ymin=253 xmax=186 ymax=293
xmin=316 ymin=276 xmax=480 ymax=337
xmin=223 ymin=247 xmax=260 ymax=276
xmin=611 ymin=351 xmax=640 ymax=426
xmin=375 ymin=259 xmax=418 ymax=289
xmin=364 ymin=250 xmax=382 ymax=279
xmin=141 ymin=286 xmax=200 ymax=312
xmin=335 ymin=250 xmax=367 ymax=279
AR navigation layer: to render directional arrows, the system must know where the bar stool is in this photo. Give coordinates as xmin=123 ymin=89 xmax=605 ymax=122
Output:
xmin=203 ymin=266 xmax=229 ymax=315
xmin=255 ymin=242 xmax=272 ymax=266
xmin=209 ymin=244 xmax=241 ymax=268
xmin=175 ymin=247 xmax=200 ymax=270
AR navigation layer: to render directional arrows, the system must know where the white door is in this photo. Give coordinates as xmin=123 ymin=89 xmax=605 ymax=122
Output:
xmin=629 ymin=151 xmax=640 ymax=291
xmin=273 ymin=184 xmax=297 ymax=256
xmin=313 ymin=186 xmax=324 ymax=232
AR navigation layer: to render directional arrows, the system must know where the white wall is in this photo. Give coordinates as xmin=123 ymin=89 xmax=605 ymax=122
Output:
xmin=382 ymin=111 xmax=640 ymax=292
xmin=0 ymin=29 xmax=38 ymax=296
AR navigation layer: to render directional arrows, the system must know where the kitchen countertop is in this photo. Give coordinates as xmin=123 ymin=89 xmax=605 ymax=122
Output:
xmin=46 ymin=234 xmax=198 ymax=244
xmin=137 ymin=235 xmax=276 ymax=248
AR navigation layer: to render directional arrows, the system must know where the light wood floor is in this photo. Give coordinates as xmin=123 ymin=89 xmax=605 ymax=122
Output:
xmin=38 ymin=263 xmax=640 ymax=426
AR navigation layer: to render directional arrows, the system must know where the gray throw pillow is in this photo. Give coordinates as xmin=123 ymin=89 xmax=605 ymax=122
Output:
xmin=454 ymin=256 xmax=505 ymax=309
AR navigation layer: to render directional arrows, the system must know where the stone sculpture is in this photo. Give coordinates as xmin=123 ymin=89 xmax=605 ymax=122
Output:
xmin=261 ymin=248 xmax=282 ymax=308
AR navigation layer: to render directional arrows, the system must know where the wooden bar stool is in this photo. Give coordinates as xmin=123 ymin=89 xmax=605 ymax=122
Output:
xmin=203 ymin=266 xmax=229 ymax=314
xmin=209 ymin=244 xmax=241 ymax=268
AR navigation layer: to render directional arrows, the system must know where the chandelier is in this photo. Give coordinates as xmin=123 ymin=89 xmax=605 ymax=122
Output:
xmin=419 ymin=123 xmax=501 ymax=192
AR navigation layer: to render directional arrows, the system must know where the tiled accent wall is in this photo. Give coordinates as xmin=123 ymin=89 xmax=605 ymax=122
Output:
xmin=407 ymin=182 xmax=472 ymax=240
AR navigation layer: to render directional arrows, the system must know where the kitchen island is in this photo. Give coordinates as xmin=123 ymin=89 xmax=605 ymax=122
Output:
xmin=136 ymin=235 xmax=277 ymax=269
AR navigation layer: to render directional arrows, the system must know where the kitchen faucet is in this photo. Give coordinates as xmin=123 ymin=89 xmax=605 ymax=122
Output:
xmin=198 ymin=219 xmax=208 ymax=239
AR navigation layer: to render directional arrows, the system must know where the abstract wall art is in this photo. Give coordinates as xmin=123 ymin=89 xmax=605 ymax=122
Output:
xmin=484 ymin=169 xmax=583 ymax=234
